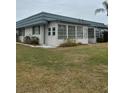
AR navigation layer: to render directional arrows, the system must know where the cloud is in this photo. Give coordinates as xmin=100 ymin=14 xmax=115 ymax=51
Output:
xmin=16 ymin=0 xmax=107 ymax=24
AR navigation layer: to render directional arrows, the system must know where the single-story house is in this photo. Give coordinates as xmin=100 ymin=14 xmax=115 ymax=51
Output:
xmin=16 ymin=12 xmax=108 ymax=47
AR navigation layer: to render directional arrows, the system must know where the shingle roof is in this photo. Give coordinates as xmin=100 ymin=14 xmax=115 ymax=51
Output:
xmin=16 ymin=12 xmax=108 ymax=29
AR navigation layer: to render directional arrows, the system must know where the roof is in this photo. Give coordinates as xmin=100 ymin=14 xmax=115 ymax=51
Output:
xmin=83 ymin=20 xmax=108 ymax=29
xmin=16 ymin=12 xmax=108 ymax=29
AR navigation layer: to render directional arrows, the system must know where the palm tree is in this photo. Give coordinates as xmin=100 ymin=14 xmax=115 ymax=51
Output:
xmin=95 ymin=1 xmax=108 ymax=16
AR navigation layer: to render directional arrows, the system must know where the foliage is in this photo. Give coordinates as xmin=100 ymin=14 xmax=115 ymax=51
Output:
xmin=16 ymin=34 xmax=20 ymax=42
xmin=30 ymin=36 xmax=39 ymax=45
xmin=103 ymin=31 xmax=108 ymax=42
xmin=77 ymin=42 xmax=83 ymax=45
xmin=97 ymin=38 xmax=104 ymax=43
xmin=24 ymin=36 xmax=39 ymax=45
xmin=24 ymin=36 xmax=31 ymax=44
xmin=59 ymin=39 xmax=78 ymax=47
xmin=97 ymin=31 xmax=108 ymax=43
xmin=95 ymin=0 xmax=108 ymax=16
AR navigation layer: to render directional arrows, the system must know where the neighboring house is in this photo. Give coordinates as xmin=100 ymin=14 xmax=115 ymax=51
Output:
xmin=16 ymin=12 xmax=107 ymax=47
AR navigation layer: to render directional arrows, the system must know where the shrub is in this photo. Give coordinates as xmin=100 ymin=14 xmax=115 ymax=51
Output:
xmin=103 ymin=31 xmax=108 ymax=42
xmin=97 ymin=38 xmax=104 ymax=43
xmin=24 ymin=36 xmax=31 ymax=44
xmin=59 ymin=39 xmax=78 ymax=47
xmin=24 ymin=36 xmax=39 ymax=45
xmin=16 ymin=34 xmax=20 ymax=42
xmin=77 ymin=42 xmax=82 ymax=45
xmin=30 ymin=36 xmax=39 ymax=45
xmin=97 ymin=31 xmax=108 ymax=43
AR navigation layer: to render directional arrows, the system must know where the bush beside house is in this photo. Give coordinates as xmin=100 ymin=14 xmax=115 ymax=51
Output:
xmin=24 ymin=36 xmax=31 ymax=44
xmin=16 ymin=34 xmax=21 ymax=42
xmin=30 ymin=37 xmax=39 ymax=45
xmin=97 ymin=31 xmax=108 ymax=43
xmin=59 ymin=39 xmax=79 ymax=47
xmin=103 ymin=31 xmax=108 ymax=42
xmin=24 ymin=36 xmax=39 ymax=45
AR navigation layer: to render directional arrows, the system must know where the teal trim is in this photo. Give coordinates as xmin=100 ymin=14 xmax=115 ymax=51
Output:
xmin=16 ymin=12 xmax=107 ymax=29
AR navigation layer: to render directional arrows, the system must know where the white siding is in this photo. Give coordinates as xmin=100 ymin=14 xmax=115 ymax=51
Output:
xmin=19 ymin=36 xmax=24 ymax=42
xmin=45 ymin=22 xmax=58 ymax=46
xmin=18 ymin=25 xmax=44 ymax=45
xmin=56 ymin=22 xmax=89 ymax=46
xmin=17 ymin=22 xmax=93 ymax=47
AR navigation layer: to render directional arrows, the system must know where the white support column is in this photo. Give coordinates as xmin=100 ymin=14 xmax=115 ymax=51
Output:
xmin=94 ymin=28 xmax=97 ymax=43
xmin=83 ymin=26 xmax=88 ymax=39
xmin=75 ymin=26 xmax=77 ymax=41
xmin=94 ymin=28 xmax=96 ymax=38
xmin=66 ymin=25 xmax=68 ymax=39
xmin=83 ymin=26 xmax=88 ymax=44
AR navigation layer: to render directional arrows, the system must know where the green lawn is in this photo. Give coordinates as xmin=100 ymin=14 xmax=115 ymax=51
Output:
xmin=16 ymin=43 xmax=108 ymax=93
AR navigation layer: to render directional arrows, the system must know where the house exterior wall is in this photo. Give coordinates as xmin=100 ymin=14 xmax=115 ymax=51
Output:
xmin=17 ymin=21 xmax=96 ymax=47
xmin=25 ymin=26 xmax=44 ymax=45
xmin=17 ymin=25 xmax=44 ymax=45
xmin=53 ymin=22 xmax=89 ymax=46
xmin=16 ymin=29 xmax=24 ymax=42
xmin=45 ymin=22 xmax=58 ymax=46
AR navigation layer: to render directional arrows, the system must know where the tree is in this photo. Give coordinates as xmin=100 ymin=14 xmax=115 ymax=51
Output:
xmin=95 ymin=1 xmax=108 ymax=16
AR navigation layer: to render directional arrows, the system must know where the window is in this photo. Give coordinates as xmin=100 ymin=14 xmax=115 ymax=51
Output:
xmin=77 ymin=26 xmax=83 ymax=39
xmin=83 ymin=27 xmax=88 ymax=38
xmin=19 ymin=28 xmax=25 ymax=36
xmin=48 ymin=28 xmax=51 ymax=31
xmin=48 ymin=28 xmax=51 ymax=36
xmin=68 ymin=26 xmax=75 ymax=39
xmin=100 ymin=31 xmax=104 ymax=38
xmin=32 ymin=26 xmax=40 ymax=35
xmin=58 ymin=25 xmax=67 ymax=39
xmin=96 ymin=30 xmax=100 ymax=38
xmin=52 ymin=27 xmax=55 ymax=31
xmin=52 ymin=27 xmax=56 ymax=36
xmin=88 ymin=28 xmax=94 ymax=38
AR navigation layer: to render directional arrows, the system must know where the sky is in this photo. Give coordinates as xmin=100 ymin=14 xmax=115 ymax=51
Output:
xmin=16 ymin=0 xmax=108 ymax=24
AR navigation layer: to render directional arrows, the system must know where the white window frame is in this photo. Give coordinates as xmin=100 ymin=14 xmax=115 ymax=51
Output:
xmin=77 ymin=26 xmax=83 ymax=39
xmin=68 ymin=25 xmax=76 ymax=39
xmin=52 ymin=27 xmax=56 ymax=36
xmin=19 ymin=28 xmax=25 ymax=36
xmin=32 ymin=25 xmax=40 ymax=35
xmin=58 ymin=24 xmax=67 ymax=39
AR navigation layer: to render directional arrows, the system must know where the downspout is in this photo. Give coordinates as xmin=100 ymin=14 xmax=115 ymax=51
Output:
xmin=43 ymin=24 xmax=46 ymax=45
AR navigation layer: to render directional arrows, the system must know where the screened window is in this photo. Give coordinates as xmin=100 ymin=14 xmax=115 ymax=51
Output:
xmin=19 ymin=28 xmax=25 ymax=36
xmin=96 ymin=30 xmax=100 ymax=38
xmin=48 ymin=28 xmax=51 ymax=36
xmin=32 ymin=26 xmax=40 ymax=35
xmin=68 ymin=26 xmax=75 ymax=39
xmin=88 ymin=28 xmax=94 ymax=38
xmin=58 ymin=25 xmax=67 ymax=39
xmin=77 ymin=26 xmax=83 ymax=39
xmin=52 ymin=27 xmax=56 ymax=36
xmin=100 ymin=31 xmax=104 ymax=38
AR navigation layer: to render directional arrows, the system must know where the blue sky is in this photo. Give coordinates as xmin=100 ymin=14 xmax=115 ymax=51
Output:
xmin=16 ymin=0 xmax=108 ymax=24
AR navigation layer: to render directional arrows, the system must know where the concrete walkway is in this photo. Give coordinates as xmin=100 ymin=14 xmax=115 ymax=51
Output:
xmin=16 ymin=42 xmax=56 ymax=48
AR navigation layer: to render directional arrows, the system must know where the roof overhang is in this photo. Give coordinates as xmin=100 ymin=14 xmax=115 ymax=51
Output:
xmin=16 ymin=12 xmax=107 ymax=29
xmin=16 ymin=20 xmax=48 ymax=29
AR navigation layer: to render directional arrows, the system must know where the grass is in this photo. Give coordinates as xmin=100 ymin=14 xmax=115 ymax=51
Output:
xmin=16 ymin=43 xmax=108 ymax=93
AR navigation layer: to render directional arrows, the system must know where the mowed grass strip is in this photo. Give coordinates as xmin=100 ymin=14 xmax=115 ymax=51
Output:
xmin=16 ymin=43 xmax=108 ymax=93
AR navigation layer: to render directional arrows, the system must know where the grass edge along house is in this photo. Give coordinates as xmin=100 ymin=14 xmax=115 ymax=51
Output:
xmin=16 ymin=12 xmax=108 ymax=47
